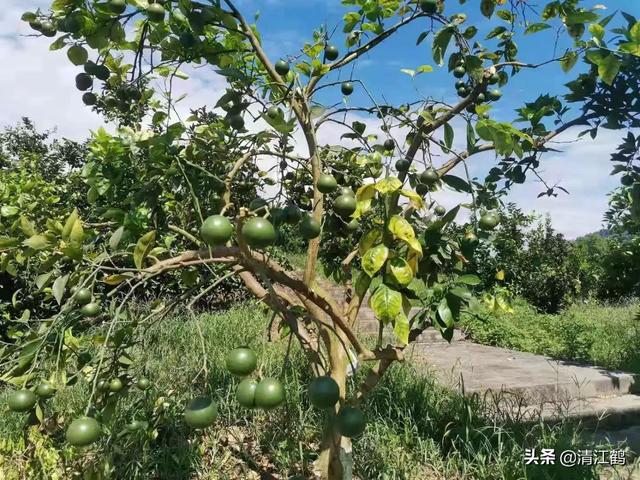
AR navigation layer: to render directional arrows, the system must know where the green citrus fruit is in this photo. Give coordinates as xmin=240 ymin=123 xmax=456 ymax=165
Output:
xmin=7 ymin=390 xmax=37 ymax=412
xmin=136 ymin=378 xmax=151 ymax=390
xmin=416 ymin=183 xmax=430 ymax=196
xmin=97 ymin=380 xmax=109 ymax=391
xmin=275 ymin=60 xmax=290 ymax=76
xmin=29 ymin=19 xmax=42 ymax=31
xmin=476 ymin=92 xmax=486 ymax=103
xmin=346 ymin=219 xmax=360 ymax=233
xmin=457 ymin=87 xmax=469 ymax=97
xmin=308 ymin=376 xmax=340 ymax=409
xmin=334 ymin=194 xmax=357 ymax=218
xmin=419 ymin=168 xmax=439 ymax=185
xmin=82 ymin=92 xmax=97 ymax=106
xmin=242 ymin=218 xmax=276 ymax=249
xmin=226 ymin=347 xmax=257 ymax=376
xmin=255 ymin=378 xmax=285 ymax=409
xmin=147 ymin=3 xmax=166 ymax=22
xmin=74 ymin=288 xmax=92 ymax=305
xmin=383 ymin=139 xmax=395 ymax=151
xmin=228 ymin=114 xmax=244 ymax=130
xmin=284 ymin=204 xmax=302 ymax=224
xmin=179 ymin=31 xmax=196 ymax=48
xmin=453 ymin=66 xmax=466 ymax=78
xmin=236 ymin=378 xmax=258 ymax=408
xmin=489 ymin=73 xmax=500 ymax=85
xmin=125 ymin=420 xmax=144 ymax=431
xmin=267 ymin=106 xmax=279 ymax=119
xmin=66 ymin=417 xmax=101 ymax=446
xmin=488 ymin=89 xmax=502 ymax=101
xmin=80 ymin=302 xmax=100 ymax=317
xmin=434 ymin=205 xmax=446 ymax=216
xmin=318 ymin=173 xmax=338 ymax=193
xmin=325 ymin=45 xmax=339 ymax=61
xmin=395 ymin=159 xmax=411 ymax=171
xmin=479 ymin=213 xmax=500 ymax=230
xmin=338 ymin=187 xmax=355 ymax=197
xmin=94 ymin=65 xmax=111 ymax=81
xmin=108 ymin=0 xmax=127 ymax=14
xmin=75 ymin=73 xmax=93 ymax=91
xmin=336 ymin=406 xmax=366 ymax=437
xmin=568 ymin=23 xmax=585 ymax=39
xmin=40 ymin=21 xmax=57 ymax=37
xmin=109 ymin=378 xmax=124 ymax=392
xmin=420 ymin=0 xmax=438 ymax=14
xmin=341 ymin=82 xmax=354 ymax=96
xmin=463 ymin=231 xmax=479 ymax=247
xmin=300 ymin=216 xmax=321 ymax=240
xmin=184 ymin=396 xmax=218 ymax=428
xmin=621 ymin=175 xmax=635 ymax=186
xmin=201 ymin=215 xmax=233 ymax=246
xmin=455 ymin=80 xmax=466 ymax=89
xmin=35 ymin=382 xmax=56 ymax=399
xmin=67 ymin=45 xmax=88 ymax=66
xmin=84 ymin=61 xmax=99 ymax=75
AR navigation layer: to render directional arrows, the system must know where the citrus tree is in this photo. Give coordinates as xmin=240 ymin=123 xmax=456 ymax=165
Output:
xmin=3 ymin=0 xmax=640 ymax=478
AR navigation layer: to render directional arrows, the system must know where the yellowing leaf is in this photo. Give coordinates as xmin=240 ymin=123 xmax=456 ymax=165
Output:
xmin=495 ymin=270 xmax=505 ymax=281
xmin=374 ymin=177 xmax=402 ymax=194
xmin=361 ymin=244 xmax=389 ymax=277
xmin=23 ymin=234 xmax=50 ymax=250
xmin=369 ymin=284 xmax=402 ymax=324
xmin=388 ymin=215 xmax=415 ymax=242
xmin=393 ymin=312 xmax=410 ymax=345
xmin=399 ymin=189 xmax=424 ymax=210
xmin=358 ymin=229 xmax=383 ymax=255
xmin=388 ymin=258 xmax=413 ymax=286
xmin=134 ymin=231 xmax=156 ymax=270
xmin=102 ymin=274 xmax=133 ymax=285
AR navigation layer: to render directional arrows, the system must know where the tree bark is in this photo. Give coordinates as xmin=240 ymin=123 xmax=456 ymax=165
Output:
xmin=314 ymin=325 xmax=351 ymax=480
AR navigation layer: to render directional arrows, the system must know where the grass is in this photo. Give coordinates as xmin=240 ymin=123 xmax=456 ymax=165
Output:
xmin=462 ymin=299 xmax=640 ymax=374
xmin=0 ymin=303 xmax=636 ymax=479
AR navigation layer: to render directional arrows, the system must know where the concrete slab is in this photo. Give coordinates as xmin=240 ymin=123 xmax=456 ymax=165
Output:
xmin=407 ymin=342 xmax=640 ymax=402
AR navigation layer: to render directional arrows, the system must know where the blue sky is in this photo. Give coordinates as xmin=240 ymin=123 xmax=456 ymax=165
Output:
xmin=1 ymin=0 xmax=639 ymax=238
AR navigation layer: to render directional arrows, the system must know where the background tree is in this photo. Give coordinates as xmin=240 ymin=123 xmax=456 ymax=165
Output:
xmin=2 ymin=1 xmax=640 ymax=478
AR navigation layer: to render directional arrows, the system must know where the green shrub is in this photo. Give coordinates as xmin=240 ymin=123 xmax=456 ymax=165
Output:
xmin=463 ymin=300 xmax=640 ymax=373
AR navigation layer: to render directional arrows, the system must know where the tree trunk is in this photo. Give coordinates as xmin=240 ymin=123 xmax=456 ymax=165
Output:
xmin=313 ymin=327 xmax=352 ymax=480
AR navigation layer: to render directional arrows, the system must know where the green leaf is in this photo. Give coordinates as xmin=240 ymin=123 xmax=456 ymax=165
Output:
xmin=525 ymin=23 xmax=551 ymax=35
xmin=0 ymin=206 xmax=19 ymax=217
xmin=589 ymin=23 xmax=605 ymax=41
xmin=109 ymin=226 xmax=125 ymax=251
xmin=560 ymin=50 xmax=579 ymax=73
xmin=437 ymin=297 xmax=454 ymax=328
xmin=134 ymin=231 xmax=156 ymax=270
xmin=23 ymin=235 xmax=50 ymax=250
xmin=35 ymin=272 xmax=54 ymax=290
xmin=370 ymin=284 xmax=402 ymax=324
xmin=449 ymin=286 xmax=472 ymax=301
xmin=442 ymin=175 xmax=471 ymax=193
xmin=62 ymin=210 xmax=79 ymax=241
xmin=393 ymin=312 xmax=410 ymax=345
xmin=444 ymin=123 xmax=454 ymax=149
xmin=432 ymin=26 xmax=453 ymax=66
xmin=630 ymin=21 xmax=640 ymax=43
xmin=565 ymin=11 xmax=599 ymax=25
xmin=362 ymin=244 xmax=389 ymax=277
xmin=20 ymin=216 xmax=36 ymax=237
xmin=586 ymin=51 xmax=621 ymax=85
xmin=388 ymin=258 xmax=413 ymax=286
xmin=457 ymin=274 xmax=481 ymax=285
xmin=52 ymin=274 xmax=69 ymax=305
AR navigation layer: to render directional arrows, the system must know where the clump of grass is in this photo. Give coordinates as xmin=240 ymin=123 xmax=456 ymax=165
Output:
xmin=0 ymin=303 xmax=629 ymax=479
xmin=462 ymin=299 xmax=640 ymax=373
